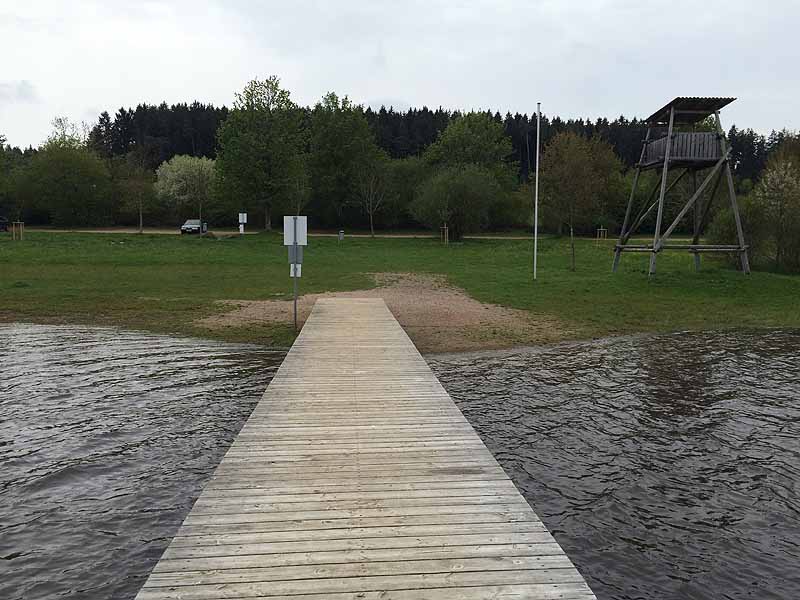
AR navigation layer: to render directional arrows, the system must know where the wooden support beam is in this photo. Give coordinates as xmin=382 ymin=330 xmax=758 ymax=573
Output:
xmin=653 ymin=155 xmax=727 ymax=252
xmin=618 ymin=245 xmax=746 ymax=253
xmin=613 ymin=127 xmax=651 ymax=272
xmin=649 ymin=107 xmax=675 ymax=275
xmin=715 ymin=111 xmax=751 ymax=274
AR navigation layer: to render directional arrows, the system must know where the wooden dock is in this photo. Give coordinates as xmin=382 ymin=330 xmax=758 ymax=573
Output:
xmin=136 ymin=298 xmax=596 ymax=600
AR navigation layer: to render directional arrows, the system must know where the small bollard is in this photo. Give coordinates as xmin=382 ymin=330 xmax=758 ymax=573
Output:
xmin=338 ymin=230 xmax=344 ymax=243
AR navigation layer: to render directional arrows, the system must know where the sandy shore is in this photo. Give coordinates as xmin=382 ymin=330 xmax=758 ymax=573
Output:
xmin=196 ymin=273 xmax=576 ymax=353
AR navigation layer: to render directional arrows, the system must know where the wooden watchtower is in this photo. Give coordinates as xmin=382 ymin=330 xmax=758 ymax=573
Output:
xmin=612 ymin=97 xmax=750 ymax=275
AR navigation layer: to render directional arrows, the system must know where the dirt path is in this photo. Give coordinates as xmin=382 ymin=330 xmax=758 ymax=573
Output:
xmin=196 ymin=273 xmax=575 ymax=353
xmin=25 ymin=227 xmax=532 ymax=239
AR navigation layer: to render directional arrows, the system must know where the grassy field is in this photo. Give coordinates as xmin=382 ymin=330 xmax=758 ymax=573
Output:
xmin=2 ymin=230 xmax=799 ymax=348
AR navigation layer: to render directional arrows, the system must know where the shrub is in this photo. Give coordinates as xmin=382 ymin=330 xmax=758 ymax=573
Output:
xmin=709 ymin=157 xmax=800 ymax=271
xmin=14 ymin=146 xmax=113 ymax=227
xmin=411 ymin=165 xmax=502 ymax=240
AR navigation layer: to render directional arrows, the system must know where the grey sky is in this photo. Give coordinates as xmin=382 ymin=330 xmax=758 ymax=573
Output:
xmin=1 ymin=0 xmax=797 ymax=148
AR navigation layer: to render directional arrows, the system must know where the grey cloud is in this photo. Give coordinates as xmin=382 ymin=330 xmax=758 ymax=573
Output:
xmin=2 ymin=0 xmax=800 ymax=148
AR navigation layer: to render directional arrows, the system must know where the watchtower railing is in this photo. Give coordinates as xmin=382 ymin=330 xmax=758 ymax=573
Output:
xmin=643 ymin=132 xmax=722 ymax=167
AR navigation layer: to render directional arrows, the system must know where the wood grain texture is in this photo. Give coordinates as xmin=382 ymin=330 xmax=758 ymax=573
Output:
xmin=135 ymin=298 xmax=596 ymax=599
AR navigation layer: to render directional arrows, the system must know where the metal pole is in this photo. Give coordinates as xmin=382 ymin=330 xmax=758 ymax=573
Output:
xmin=533 ymin=102 xmax=541 ymax=281
xmin=293 ymin=216 xmax=298 ymax=332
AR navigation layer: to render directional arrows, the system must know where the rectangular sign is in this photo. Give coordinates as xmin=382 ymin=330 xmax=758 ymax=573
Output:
xmin=288 ymin=245 xmax=304 ymax=264
xmin=283 ymin=216 xmax=308 ymax=246
xmin=238 ymin=212 xmax=247 ymax=224
xmin=290 ymin=264 xmax=302 ymax=278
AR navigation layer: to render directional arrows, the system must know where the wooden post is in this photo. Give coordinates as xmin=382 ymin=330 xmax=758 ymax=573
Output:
xmin=649 ymin=107 xmax=675 ymax=276
xmin=692 ymin=170 xmax=701 ymax=271
xmin=715 ymin=111 xmax=751 ymax=274
xmin=613 ymin=127 xmax=650 ymax=272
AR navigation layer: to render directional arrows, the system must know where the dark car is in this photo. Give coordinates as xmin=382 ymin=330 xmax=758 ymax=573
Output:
xmin=180 ymin=219 xmax=208 ymax=234
xmin=0 ymin=216 xmax=8 ymax=232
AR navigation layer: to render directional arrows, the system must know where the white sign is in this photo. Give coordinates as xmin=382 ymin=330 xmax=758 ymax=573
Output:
xmin=238 ymin=212 xmax=247 ymax=224
xmin=283 ymin=216 xmax=308 ymax=246
xmin=290 ymin=264 xmax=302 ymax=278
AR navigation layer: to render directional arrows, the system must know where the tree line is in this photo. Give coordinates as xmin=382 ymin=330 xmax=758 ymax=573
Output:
xmin=1 ymin=77 xmax=798 ymax=271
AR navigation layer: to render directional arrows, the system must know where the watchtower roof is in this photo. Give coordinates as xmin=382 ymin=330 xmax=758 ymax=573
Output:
xmin=646 ymin=97 xmax=735 ymax=125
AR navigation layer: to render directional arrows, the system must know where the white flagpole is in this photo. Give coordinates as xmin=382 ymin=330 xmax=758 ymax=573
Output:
xmin=534 ymin=102 xmax=541 ymax=281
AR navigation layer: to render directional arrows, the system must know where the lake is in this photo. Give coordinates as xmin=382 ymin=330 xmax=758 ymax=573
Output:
xmin=2 ymin=324 xmax=798 ymax=599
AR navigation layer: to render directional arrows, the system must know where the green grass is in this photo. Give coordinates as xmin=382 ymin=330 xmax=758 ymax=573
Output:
xmin=1 ymin=231 xmax=799 ymax=347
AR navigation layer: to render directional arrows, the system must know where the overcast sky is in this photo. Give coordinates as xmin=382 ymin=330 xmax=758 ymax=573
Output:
xmin=1 ymin=0 xmax=797 ymax=148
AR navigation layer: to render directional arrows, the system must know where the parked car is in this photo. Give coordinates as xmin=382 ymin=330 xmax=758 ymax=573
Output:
xmin=0 ymin=216 xmax=8 ymax=232
xmin=180 ymin=219 xmax=208 ymax=234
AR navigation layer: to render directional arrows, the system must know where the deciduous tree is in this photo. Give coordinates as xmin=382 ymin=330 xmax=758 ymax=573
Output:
xmin=411 ymin=165 xmax=499 ymax=241
xmin=541 ymin=132 xmax=622 ymax=270
xmin=216 ymin=76 xmax=306 ymax=229
xmin=354 ymin=146 xmax=391 ymax=237
xmin=310 ymin=93 xmax=377 ymax=226
xmin=15 ymin=147 xmax=112 ymax=226
xmin=155 ymin=155 xmax=215 ymax=225
xmin=423 ymin=111 xmax=516 ymax=190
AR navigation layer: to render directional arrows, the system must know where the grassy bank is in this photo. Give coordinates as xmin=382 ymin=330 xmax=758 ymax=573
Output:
xmin=2 ymin=231 xmax=799 ymax=347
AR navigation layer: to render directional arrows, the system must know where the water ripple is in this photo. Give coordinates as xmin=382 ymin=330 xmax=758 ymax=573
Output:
xmin=0 ymin=324 xmax=283 ymax=600
xmin=429 ymin=329 xmax=800 ymax=600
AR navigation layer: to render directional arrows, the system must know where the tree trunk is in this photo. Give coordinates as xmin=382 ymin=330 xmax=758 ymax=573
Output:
xmin=369 ymin=210 xmax=375 ymax=238
xmin=570 ymin=224 xmax=576 ymax=272
xmin=264 ymin=205 xmax=271 ymax=231
xmin=138 ymin=196 xmax=143 ymax=234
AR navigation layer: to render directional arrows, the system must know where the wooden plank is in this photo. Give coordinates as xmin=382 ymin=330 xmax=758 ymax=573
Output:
xmin=134 ymin=298 xmax=596 ymax=599
xmin=151 ymin=544 xmax=573 ymax=574
xmin=176 ymin=512 xmax=542 ymax=536
xmin=137 ymin=571 xmax=589 ymax=598
xmin=145 ymin=555 xmax=576 ymax=586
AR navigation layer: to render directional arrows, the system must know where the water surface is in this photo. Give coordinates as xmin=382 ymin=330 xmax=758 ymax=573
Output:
xmin=0 ymin=324 xmax=283 ymax=600
xmin=3 ymin=324 xmax=799 ymax=600
xmin=429 ymin=329 xmax=800 ymax=600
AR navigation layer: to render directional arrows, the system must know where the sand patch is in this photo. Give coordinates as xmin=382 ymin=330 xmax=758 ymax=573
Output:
xmin=196 ymin=273 xmax=574 ymax=353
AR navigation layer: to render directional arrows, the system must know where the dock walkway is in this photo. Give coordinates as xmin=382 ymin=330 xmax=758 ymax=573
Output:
xmin=136 ymin=298 xmax=596 ymax=599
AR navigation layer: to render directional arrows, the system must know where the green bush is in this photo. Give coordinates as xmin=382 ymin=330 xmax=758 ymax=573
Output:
xmin=411 ymin=165 xmax=502 ymax=240
xmin=709 ymin=157 xmax=800 ymax=272
xmin=708 ymin=194 xmax=770 ymax=267
xmin=14 ymin=146 xmax=113 ymax=227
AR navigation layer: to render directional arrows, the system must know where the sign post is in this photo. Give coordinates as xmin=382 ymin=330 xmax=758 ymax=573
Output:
xmin=283 ymin=216 xmax=308 ymax=332
xmin=238 ymin=212 xmax=247 ymax=235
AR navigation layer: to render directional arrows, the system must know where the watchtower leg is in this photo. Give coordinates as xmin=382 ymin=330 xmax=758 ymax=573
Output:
xmin=649 ymin=107 xmax=675 ymax=276
xmin=613 ymin=127 xmax=651 ymax=273
xmin=715 ymin=111 xmax=751 ymax=274
xmin=612 ymin=165 xmax=640 ymax=273
xmin=692 ymin=170 xmax=701 ymax=271
xmin=725 ymin=160 xmax=751 ymax=274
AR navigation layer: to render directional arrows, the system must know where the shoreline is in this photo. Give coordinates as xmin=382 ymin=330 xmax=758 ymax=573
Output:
xmin=2 ymin=313 xmax=794 ymax=358
xmin=4 ymin=232 xmax=799 ymax=351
